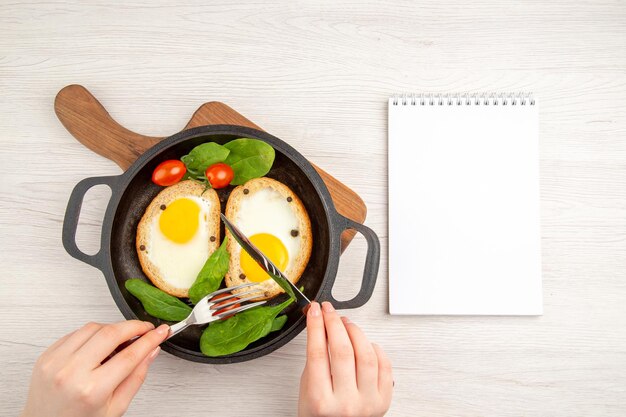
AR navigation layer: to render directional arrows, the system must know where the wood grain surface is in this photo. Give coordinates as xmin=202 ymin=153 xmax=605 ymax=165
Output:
xmin=54 ymin=84 xmax=365 ymax=251
xmin=1 ymin=1 xmax=626 ymax=416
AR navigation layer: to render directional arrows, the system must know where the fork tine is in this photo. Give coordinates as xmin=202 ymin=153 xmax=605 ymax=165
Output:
xmin=207 ymin=283 xmax=258 ymax=299
xmin=209 ymin=287 xmax=264 ymax=306
xmin=229 ymin=282 xmax=261 ymax=291
xmin=214 ymin=293 xmax=265 ymax=311
xmin=214 ymin=301 xmax=266 ymax=319
xmin=206 ymin=288 xmax=264 ymax=307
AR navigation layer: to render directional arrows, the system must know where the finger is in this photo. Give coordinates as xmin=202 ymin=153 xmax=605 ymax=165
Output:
xmin=304 ymin=302 xmax=332 ymax=393
xmin=321 ymin=301 xmax=356 ymax=392
xmin=36 ymin=330 xmax=77 ymax=372
xmin=50 ymin=322 xmax=103 ymax=358
xmin=44 ymin=330 xmax=76 ymax=356
xmin=111 ymin=346 xmax=160 ymax=415
xmin=373 ymin=343 xmax=394 ymax=406
xmin=341 ymin=317 xmax=378 ymax=394
xmin=96 ymin=324 xmax=169 ymax=392
xmin=76 ymin=320 xmax=155 ymax=366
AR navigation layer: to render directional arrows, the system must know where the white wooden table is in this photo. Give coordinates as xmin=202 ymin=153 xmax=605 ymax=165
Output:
xmin=1 ymin=1 xmax=625 ymax=416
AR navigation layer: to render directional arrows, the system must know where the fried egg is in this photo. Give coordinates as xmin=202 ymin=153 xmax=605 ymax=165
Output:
xmin=136 ymin=180 xmax=220 ymax=297
xmin=225 ymin=177 xmax=312 ymax=300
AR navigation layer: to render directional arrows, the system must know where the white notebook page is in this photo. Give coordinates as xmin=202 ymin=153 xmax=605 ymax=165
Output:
xmin=388 ymin=95 xmax=542 ymax=315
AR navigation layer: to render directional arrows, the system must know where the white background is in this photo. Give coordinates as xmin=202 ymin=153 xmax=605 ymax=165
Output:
xmin=1 ymin=1 xmax=625 ymax=416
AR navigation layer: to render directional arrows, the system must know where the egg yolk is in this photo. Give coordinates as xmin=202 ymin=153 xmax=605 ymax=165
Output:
xmin=240 ymin=233 xmax=289 ymax=282
xmin=159 ymin=198 xmax=200 ymax=244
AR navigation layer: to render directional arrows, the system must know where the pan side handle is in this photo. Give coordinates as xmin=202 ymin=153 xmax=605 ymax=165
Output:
xmin=62 ymin=175 xmax=120 ymax=270
xmin=322 ymin=214 xmax=381 ymax=309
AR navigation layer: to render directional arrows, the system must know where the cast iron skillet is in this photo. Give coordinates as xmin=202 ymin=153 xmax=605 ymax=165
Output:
xmin=62 ymin=125 xmax=380 ymax=364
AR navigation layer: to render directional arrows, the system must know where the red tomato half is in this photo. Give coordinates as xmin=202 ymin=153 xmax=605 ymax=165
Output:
xmin=211 ymin=293 xmax=241 ymax=319
xmin=205 ymin=163 xmax=234 ymax=189
xmin=152 ymin=160 xmax=187 ymax=186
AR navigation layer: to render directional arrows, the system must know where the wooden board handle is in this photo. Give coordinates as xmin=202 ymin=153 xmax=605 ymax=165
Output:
xmin=54 ymin=85 xmax=264 ymax=169
xmin=55 ymin=85 xmax=162 ymax=170
xmin=55 ymin=85 xmax=367 ymax=251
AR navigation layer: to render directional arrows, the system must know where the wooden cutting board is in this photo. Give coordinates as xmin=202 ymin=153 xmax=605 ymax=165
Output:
xmin=54 ymin=84 xmax=367 ymax=252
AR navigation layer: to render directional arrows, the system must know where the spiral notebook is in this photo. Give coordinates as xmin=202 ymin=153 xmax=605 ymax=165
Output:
xmin=388 ymin=93 xmax=542 ymax=315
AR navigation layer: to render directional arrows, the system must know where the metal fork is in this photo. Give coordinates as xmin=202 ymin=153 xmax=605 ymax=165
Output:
xmin=166 ymin=283 xmax=266 ymax=339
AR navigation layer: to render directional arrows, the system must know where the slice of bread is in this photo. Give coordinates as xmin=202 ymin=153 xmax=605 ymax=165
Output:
xmin=225 ymin=177 xmax=312 ymax=300
xmin=136 ymin=180 xmax=220 ymax=298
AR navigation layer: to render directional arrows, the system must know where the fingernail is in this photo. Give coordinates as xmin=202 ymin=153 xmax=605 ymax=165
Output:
xmin=147 ymin=346 xmax=160 ymax=364
xmin=309 ymin=302 xmax=321 ymax=317
xmin=144 ymin=321 xmax=155 ymax=330
xmin=155 ymin=324 xmax=169 ymax=336
xmin=321 ymin=301 xmax=334 ymax=312
xmin=341 ymin=316 xmax=351 ymax=324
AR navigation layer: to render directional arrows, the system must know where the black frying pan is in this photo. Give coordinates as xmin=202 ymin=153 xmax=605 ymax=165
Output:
xmin=62 ymin=125 xmax=380 ymax=364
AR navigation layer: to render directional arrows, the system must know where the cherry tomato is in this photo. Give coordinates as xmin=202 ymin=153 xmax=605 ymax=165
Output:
xmin=152 ymin=160 xmax=187 ymax=186
xmin=210 ymin=293 xmax=241 ymax=319
xmin=205 ymin=163 xmax=234 ymax=189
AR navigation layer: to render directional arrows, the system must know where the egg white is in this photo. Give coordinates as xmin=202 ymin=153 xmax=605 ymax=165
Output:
xmin=145 ymin=196 xmax=213 ymax=290
xmin=233 ymin=187 xmax=301 ymax=273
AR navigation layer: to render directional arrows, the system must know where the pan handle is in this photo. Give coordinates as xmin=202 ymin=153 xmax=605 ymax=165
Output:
xmin=63 ymin=176 xmax=119 ymax=270
xmin=325 ymin=214 xmax=381 ymax=310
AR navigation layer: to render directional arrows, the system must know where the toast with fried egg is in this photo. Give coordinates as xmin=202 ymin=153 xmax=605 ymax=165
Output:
xmin=136 ymin=180 xmax=220 ymax=298
xmin=224 ymin=177 xmax=312 ymax=300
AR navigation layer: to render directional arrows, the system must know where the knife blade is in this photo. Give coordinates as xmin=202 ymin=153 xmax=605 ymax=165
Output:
xmin=220 ymin=213 xmax=311 ymax=312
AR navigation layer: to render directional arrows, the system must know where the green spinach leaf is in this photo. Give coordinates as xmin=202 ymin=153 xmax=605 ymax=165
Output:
xmin=200 ymin=297 xmax=294 ymax=357
xmin=181 ymin=142 xmax=230 ymax=177
xmin=223 ymin=139 xmax=275 ymax=185
xmin=125 ymin=279 xmax=192 ymax=321
xmin=270 ymin=315 xmax=288 ymax=332
xmin=188 ymin=237 xmax=230 ymax=304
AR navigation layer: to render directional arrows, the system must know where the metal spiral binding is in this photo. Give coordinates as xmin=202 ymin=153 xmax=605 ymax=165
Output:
xmin=391 ymin=92 xmax=535 ymax=106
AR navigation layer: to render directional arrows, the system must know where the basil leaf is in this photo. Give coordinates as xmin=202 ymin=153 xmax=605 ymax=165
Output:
xmin=270 ymin=315 xmax=288 ymax=332
xmin=223 ymin=139 xmax=275 ymax=185
xmin=125 ymin=279 xmax=192 ymax=321
xmin=188 ymin=237 xmax=230 ymax=305
xmin=181 ymin=143 xmax=230 ymax=175
xmin=200 ymin=297 xmax=294 ymax=357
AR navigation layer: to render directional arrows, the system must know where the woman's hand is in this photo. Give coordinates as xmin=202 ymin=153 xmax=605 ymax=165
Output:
xmin=21 ymin=320 xmax=169 ymax=417
xmin=299 ymin=302 xmax=393 ymax=417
